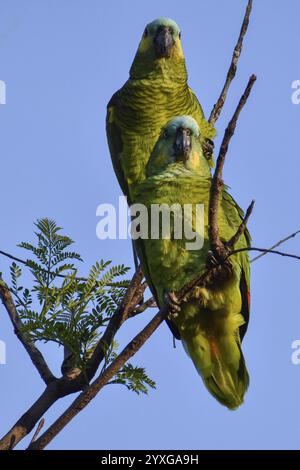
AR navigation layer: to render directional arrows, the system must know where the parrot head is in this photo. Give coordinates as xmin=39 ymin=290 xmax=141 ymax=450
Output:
xmin=147 ymin=116 xmax=211 ymax=177
xmin=130 ymin=18 xmax=185 ymax=78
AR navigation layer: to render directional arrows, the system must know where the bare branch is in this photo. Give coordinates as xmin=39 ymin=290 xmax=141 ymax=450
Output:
xmin=209 ymin=74 xmax=256 ymax=257
xmin=0 ymin=250 xmax=25 ymax=265
xmin=0 ymin=276 xmax=55 ymax=385
xmin=231 ymin=247 xmax=300 ymax=262
xmin=0 ymin=362 xmax=94 ymax=451
xmin=251 ymin=230 xmax=300 ymax=263
xmin=0 ymin=382 xmax=59 ymax=450
xmin=209 ymin=0 xmax=254 ymax=126
xmin=130 ymin=297 xmax=156 ymax=317
xmin=226 ymin=200 xmax=255 ymax=248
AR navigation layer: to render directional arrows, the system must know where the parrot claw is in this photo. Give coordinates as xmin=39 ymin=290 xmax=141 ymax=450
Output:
xmin=206 ymin=250 xmax=233 ymax=283
xmin=206 ymin=250 xmax=219 ymax=268
xmin=164 ymin=291 xmax=181 ymax=319
xmin=203 ymin=138 xmax=214 ymax=161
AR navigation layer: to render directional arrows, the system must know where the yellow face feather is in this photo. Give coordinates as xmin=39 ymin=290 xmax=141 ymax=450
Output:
xmin=137 ymin=35 xmax=152 ymax=53
xmin=185 ymin=149 xmax=204 ymax=172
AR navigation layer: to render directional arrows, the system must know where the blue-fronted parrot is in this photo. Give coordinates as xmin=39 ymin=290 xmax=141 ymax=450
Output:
xmin=135 ymin=116 xmax=251 ymax=409
xmin=106 ymin=18 xmax=215 ymax=203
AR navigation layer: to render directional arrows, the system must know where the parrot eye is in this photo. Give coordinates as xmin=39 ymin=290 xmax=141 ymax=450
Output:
xmin=144 ymin=28 xmax=148 ymax=37
xmin=163 ymin=130 xmax=168 ymax=139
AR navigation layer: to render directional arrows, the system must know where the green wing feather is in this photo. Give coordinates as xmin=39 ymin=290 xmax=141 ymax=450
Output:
xmin=106 ymin=93 xmax=130 ymax=199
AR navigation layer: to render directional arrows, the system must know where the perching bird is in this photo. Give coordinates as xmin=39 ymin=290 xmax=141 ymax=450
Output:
xmin=135 ymin=116 xmax=251 ymax=409
xmin=106 ymin=17 xmax=215 ymax=203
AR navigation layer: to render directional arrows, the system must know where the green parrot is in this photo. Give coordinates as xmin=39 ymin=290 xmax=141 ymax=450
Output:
xmin=134 ymin=116 xmax=251 ymax=409
xmin=106 ymin=17 xmax=215 ymax=203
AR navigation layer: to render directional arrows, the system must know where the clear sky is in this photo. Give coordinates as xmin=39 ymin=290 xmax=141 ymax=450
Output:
xmin=1 ymin=0 xmax=300 ymax=450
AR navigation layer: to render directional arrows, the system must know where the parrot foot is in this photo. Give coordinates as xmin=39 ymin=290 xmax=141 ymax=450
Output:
xmin=164 ymin=291 xmax=181 ymax=319
xmin=203 ymin=138 xmax=215 ymax=161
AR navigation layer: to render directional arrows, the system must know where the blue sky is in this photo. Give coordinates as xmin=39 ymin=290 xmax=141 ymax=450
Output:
xmin=1 ymin=0 xmax=300 ymax=450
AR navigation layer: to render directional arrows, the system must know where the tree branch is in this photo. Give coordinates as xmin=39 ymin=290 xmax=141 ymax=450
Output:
xmin=0 ymin=267 xmax=145 ymax=449
xmin=0 ymin=275 xmax=55 ymax=385
xmin=0 ymin=357 xmax=103 ymax=451
xmin=209 ymin=0 xmax=253 ymax=126
xmin=209 ymin=74 xmax=256 ymax=257
xmin=0 ymin=382 xmax=60 ymax=450
xmin=85 ymin=266 xmax=145 ymax=380
xmin=28 ymin=308 xmax=167 ymax=450
xmin=231 ymin=247 xmax=300 ymax=262
xmin=250 ymin=230 xmax=300 ymax=263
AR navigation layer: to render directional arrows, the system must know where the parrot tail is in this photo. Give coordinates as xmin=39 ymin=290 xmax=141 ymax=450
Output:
xmin=182 ymin=333 xmax=249 ymax=410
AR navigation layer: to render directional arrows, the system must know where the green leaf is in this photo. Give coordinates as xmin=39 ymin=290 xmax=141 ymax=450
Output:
xmin=110 ymin=364 xmax=156 ymax=395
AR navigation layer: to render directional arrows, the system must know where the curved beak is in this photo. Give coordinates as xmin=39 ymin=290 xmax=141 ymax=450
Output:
xmin=154 ymin=26 xmax=174 ymax=58
xmin=173 ymin=128 xmax=191 ymax=161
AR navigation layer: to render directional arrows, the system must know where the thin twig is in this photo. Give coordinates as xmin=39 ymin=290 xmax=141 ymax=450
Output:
xmin=0 ymin=250 xmax=26 ymax=265
xmin=251 ymin=230 xmax=300 ymax=263
xmin=209 ymin=0 xmax=253 ymax=126
xmin=0 ymin=276 xmax=55 ymax=385
xmin=130 ymin=297 xmax=156 ymax=317
xmin=227 ymin=200 xmax=255 ymax=248
xmin=231 ymin=247 xmax=300 ymax=262
xmin=209 ymin=75 xmax=256 ymax=256
xmin=29 ymin=419 xmax=45 ymax=444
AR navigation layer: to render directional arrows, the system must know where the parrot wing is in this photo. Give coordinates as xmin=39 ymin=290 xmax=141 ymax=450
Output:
xmin=136 ymin=235 xmax=182 ymax=340
xmin=106 ymin=91 xmax=130 ymax=199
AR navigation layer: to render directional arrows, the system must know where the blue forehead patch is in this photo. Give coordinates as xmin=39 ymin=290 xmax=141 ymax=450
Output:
xmin=165 ymin=116 xmax=200 ymax=136
xmin=146 ymin=18 xmax=180 ymax=35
